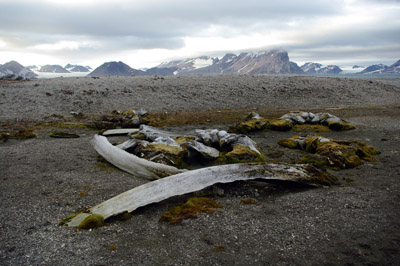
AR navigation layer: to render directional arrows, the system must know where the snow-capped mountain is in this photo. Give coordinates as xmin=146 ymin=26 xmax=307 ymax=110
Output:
xmin=0 ymin=60 xmax=38 ymax=80
xmin=301 ymin=63 xmax=323 ymax=74
xmin=356 ymin=59 xmax=400 ymax=74
xmin=358 ymin=64 xmax=388 ymax=74
xmin=39 ymin=65 xmax=70 ymax=73
xmin=300 ymin=62 xmax=342 ymax=74
xmin=155 ymin=50 xmax=303 ymax=75
xmin=88 ymin=61 xmax=146 ymax=77
xmin=382 ymin=59 xmax=400 ymax=74
xmin=65 ymin=64 xmax=91 ymax=72
xmin=157 ymin=56 xmax=218 ymax=75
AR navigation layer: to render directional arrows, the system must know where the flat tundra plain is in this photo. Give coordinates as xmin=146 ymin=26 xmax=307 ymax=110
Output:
xmin=0 ymin=75 xmax=400 ymax=265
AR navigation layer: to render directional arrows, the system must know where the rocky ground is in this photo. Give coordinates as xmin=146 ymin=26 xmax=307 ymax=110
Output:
xmin=0 ymin=75 xmax=400 ymax=265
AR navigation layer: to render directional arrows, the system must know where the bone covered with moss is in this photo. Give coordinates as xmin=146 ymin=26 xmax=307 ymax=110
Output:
xmin=278 ymin=135 xmax=380 ymax=169
xmin=118 ymin=125 xmax=267 ymax=169
xmin=230 ymin=111 xmax=356 ymax=133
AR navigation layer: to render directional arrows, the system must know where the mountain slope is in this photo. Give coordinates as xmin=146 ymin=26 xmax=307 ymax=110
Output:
xmin=157 ymin=56 xmax=218 ymax=75
xmin=156 ymin=50 xmax=303 ymax=75
xmin=39 ymin=65 xmax=70 ymax=73
xmin=359 ymin=64 xmax=388 ymax=74
xmin=0 ymin=60 xmax=38 ymax=80
xmin=65 ymin=64 xmax=91 ymax=72
xmin=300 ymin=62 xmax=342 ymax=74
xmin=88 ymin=61 xmax=146 ymax=77
xmin=382 ymin=59 xmax=400 ymax=74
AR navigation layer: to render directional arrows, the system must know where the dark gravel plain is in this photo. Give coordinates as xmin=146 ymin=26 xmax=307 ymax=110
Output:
xmin=1 ymin=75 xmax=400 ymax=265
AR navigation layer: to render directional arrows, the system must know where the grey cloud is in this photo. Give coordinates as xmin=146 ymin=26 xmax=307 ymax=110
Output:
xmin=0 ymin=0 xmax=345 ymax=40
xmin=0 ymin=0 xmax=399 ymax=67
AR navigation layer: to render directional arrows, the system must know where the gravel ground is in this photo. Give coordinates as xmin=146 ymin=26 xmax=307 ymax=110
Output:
xmin=1 ymin=75 xmax=400 ymax=265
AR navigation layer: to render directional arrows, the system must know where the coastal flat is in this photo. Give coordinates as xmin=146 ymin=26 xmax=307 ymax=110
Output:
xmin=1 ymin=75 xmax=400 ymax=265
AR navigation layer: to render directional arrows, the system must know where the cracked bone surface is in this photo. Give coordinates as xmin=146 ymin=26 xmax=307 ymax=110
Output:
xmin=93 ymin=134 xmax=185 ymax=180
xmin=66 ymin=162 xmax=321 ymax=227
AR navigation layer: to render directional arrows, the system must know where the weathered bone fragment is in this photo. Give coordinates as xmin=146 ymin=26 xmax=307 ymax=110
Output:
xmin=131 ymin=125 xmax=184 ymax=141
xmin=93 ymin=135 xmax=185 ymax=180
xmin=194 ymin=129 xmax=262 ymax=154
xmin=186 ymin=140 xmax=220 ymax=160
xmin=66 ymin=163 xmax=334 ymax=228
xmin=116 ymin=139 xmax=141 ymax=150
xmin=102 ymin=128 xmax=140 ymax=136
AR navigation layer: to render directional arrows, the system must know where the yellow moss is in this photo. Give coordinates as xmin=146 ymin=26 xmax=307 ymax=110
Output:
xmin=213 ymin=246 xmax=225 ymax=252
xmin=316 ymin=142 xmax=363 ymax=169
xmin=305 ymin=165 xmax=338 ymax=186
xmin=292 ymin=124 xmax=330 ymax=132
xmin=122 ymin=109 xmax=135 ymax=116
xmin=160 ymin=197 xmax=222 ymax=224
xmin=173 ymin=136 xmax=196 ymax=144
xmin=138 ymin=143 xmax=187 ymax=168
xmin=224 ymin=144 xmax=266 ymax=164
xmin=279 ymin=136 xmax=379 ymax=170
xmin=304 ymin=136 xmax=322 ymax=153
xmin=277 ymin=137 xmax=299 ymax=149
xmin=301 ymin=154 xmax=329 ymax=167
xmin=327 ymin=120 xmax=356 ymax=131
xmin=240 ymin=198 xmax=259 ymax=205
xmin=49 ymin=130 xmax=79 ymax=138
xmin=59 ymin=213 xmax=80 ymax=226
xmin=354 ymin=141 xmax=381 ymax=156
xmin=230 ymin=118 xmax=270 ymax=133
xmin=269 ymin=119 xmax=293 ymax=131
xmin=147 ymin=143 xmax=182 ymax=154
xmin=78 ymin=214 xmax=105 ymax=229
xmin=10 ymin=129 xmax=36 ymax=140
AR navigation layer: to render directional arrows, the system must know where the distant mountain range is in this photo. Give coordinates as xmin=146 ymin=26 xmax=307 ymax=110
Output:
xmin=39 ymin=65 xmax=70 ymax=73
xmin=89 ymin=50 xmax=305 ymax=77
xmin=300 ymin=62 xmax=343 ymax=74
xmin=87 ymin=50 xmax=399 ymax=77
xmin=154 ymin=50 xmax=304 ymax=75
xmin=65 ymin=64 xmax=92 ymax=72
xmin=1 ymin=51 xmax=399 ymax=79
xmin=36 ymin=64 xmax=91 ymax=73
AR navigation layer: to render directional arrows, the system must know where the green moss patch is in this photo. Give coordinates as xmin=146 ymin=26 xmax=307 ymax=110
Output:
xmin=224 ymin=144 xmax=266 ymax=164
xmin=277 ymin=137 xmax=299 ymax=149
xmin=278 ymin=135 xmax=380 ymax=170
xmin=292 ymin=124 xmax=330 ymax=132
xmin=269 ymin=119 xmax=293 ymax=131
xmin=230 ymin=118 xmax=271 ymax=134
xmin=78 ymin=214 xmax=105 ymax=229
xmin=305 ymin=165 xmax=338 ymax=186
xmin=49 ymin=130 xmax=79 ymax=138
xmin=160 ymin=197 xmax=222 ymax=224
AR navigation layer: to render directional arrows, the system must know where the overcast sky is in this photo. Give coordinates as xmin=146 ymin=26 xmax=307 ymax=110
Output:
xmin=0 ymin=0 xmax=399 ymax=69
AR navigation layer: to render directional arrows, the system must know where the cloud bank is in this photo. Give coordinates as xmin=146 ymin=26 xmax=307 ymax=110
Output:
xmin=0 ymin=0 xmax=399 ymax=68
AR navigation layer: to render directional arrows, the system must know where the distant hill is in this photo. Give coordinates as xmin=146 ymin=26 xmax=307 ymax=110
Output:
xmin=39 ymin=65 xmax=70 ymax=73
xmin=155 ymin=50 xmax=303 ymax=75
xmin=0 ymin=60 xmax=38 ymax=80
xmin=382 ymin=59 xmax=400 ymax=74
xmin=300 ymin=62 xmax=342 ymax=74
xmin=359 ymin=64 xmax=388 ymax=74
xmin=88 ymin=61 xmax=146 ymax=77
xmin=65 ymin=64 xmax=91 ymax=72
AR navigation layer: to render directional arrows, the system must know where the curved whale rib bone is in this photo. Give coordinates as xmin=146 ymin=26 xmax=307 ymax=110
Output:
xmin=92 ymin=134 xmax=186 ymax=180
xmin=66 ymin=163 xmax=333 ymax=227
